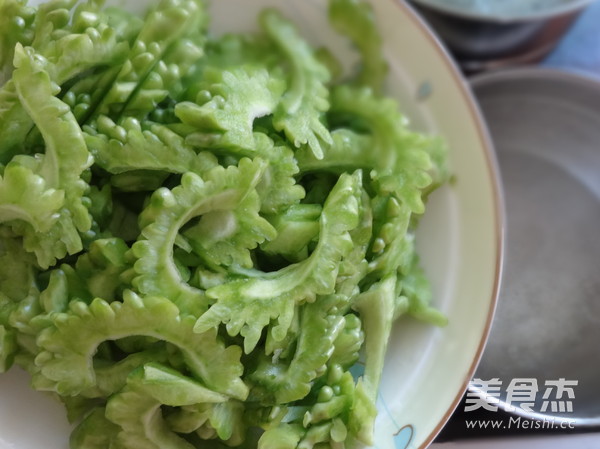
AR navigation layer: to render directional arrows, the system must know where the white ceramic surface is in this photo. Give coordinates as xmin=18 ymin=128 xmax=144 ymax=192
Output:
xmin=0 ymin=1 xmax=503 ymax=448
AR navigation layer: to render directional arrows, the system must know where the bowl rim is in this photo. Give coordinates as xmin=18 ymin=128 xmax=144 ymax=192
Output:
xmin=469 ymin=64 xmax=600 ymax=88
xmin=469 ymin=66 xmax=600 ymax=429
xmin=390 ymin=0 xmax=505 ymax=447
xmin=410 ymin=0 xmax=597 ymax=23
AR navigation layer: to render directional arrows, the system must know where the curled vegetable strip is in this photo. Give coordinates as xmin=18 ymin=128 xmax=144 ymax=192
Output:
xmin=260 ymin=204 xmax=322 ymax=261
xmin=258 ymin=369 xmax=361 ymax=449
xmin=351 ymin=274 xmax=397 ymax=443
xmin=106 ymin=363 xmax=228 ymax=449
xmin=0 ymin=2 xmax=130 ymax=161
xmin=201 ymin=34 xmax=279 ymax=74
xmin=122 ymin=36 xmax=205 ymax=120
xmin=335 ymin=187 xmax=372 ymax=296
xmin=253 ymin=133 xmax=305 ymax=214
xmin=177 ymin=66 xmax=285 ymax=152
xmin=329 ymin=0 xmax=388 ymax=93
xmin=251 ymin=195 xmax=370 ymax=403
xmin=93 ymin=0 xmax=205 ymax=120
xmin=132 ymin=157 xmax=276 ymax=315
xmin=172 ymin=132 xmax=305 ymax=214
xmin=330 ymin=85 xmax=434 ymax=214
xmin=55 ymin=237 xmax=131 ymax=307
xmin=0 ymin=80 xmax=30 ymax=165
xmin=397 ymin=249 xmax=448 ymax=326
xmin=329 ymin=314 xmax=364 ymax=369
xmin=166 ymin=401 xmax=246 ymax=444
xmin=85 ymin=116 xmax=216 ymax=175
xmin=258 ymin=424 xmax=303 ymax=449
xmin=39 ymin=269 xmax=69 ymax=314
xmin=33 ymin=290 xmax=247 ymax=399
xmin=0 ymin=324 xmax=16 ymax=373
xmin=0 ymin=234 xmax=38 ymax=303
xmin=28 ymin=0 xmax=78 ymax=49
xmin=41 ymin=20 xmax=129 ymax=89
xmin=0 ymin=0 xmax=35 ymax=81
xmin=0 ymin=264 xmax=20 ymax=373
xmin=70 ymin=407 xmax=121 ymax=449
xmin=366 ymin=194 xmax=413 ymax=279
xmin=250 ymin=295 xmax=346 ymax=404
xmin=5 ymin=284 xmax=46 ymax=373
xmin=0 ymin=162 xmax=63 ymax=233
xmin=261 ymin=9 xmax=333 ymax=159
xmin=85 ymin=344 xmax=170 ymax=398
xmin=296 ymin=128 xmax=374 ymax=174
xmin=194 ymin=171 xmax=362 ymax=353
xmin=12 ymin=45 xmax=93 ymax=228
xmin=16 ymin=214 xmax=85 ymax=270
xmin=11 ymin=45 xmax=93 ymax=267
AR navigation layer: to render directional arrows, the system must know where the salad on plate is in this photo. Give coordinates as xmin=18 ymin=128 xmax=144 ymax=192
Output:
xmin=0 ymin=0 xmax=448 ymax=447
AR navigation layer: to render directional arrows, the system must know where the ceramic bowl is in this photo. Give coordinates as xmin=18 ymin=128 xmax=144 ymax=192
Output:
xmin=472 ymin=67 xmax=600 ymax=428
xmin=410 ymin=0 xmax=597 ymax=72
xmin=411 ymin=0 xmax=596 ymax=21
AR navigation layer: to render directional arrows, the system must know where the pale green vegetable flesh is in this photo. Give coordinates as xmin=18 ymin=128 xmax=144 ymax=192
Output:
xmin=0 ymin=0 xmax=448 ymax=448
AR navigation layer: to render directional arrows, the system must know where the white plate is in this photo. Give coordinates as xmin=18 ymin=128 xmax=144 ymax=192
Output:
xmin=0 ymin=1 xmax=503 ymax=448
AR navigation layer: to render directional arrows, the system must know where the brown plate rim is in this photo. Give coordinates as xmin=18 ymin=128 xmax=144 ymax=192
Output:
xmin=389 ymin=0 xmax=506 ymax=447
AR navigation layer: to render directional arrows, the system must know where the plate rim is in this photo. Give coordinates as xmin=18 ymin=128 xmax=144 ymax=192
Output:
xmin=391 ymin=0 xmax=505 ymax=447
xmin=470 ymin=65 xmax=600 ymax=90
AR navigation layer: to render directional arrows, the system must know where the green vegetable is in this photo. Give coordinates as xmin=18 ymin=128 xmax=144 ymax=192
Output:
xmin=0 ymin=0 xmax=35 ymax=82
xmin=194 ymin=171 xmax=362 ymax=354
xmin=70 ymin=407 xmax=121 ymax=449
xmin=351 ymin=275 xmax=396 ymax=442
xmin=0 ymin=162 xmax=63 ymax=233
xmin=8 ymin=44 xmax=93 ymax=268
xmin=33 ymin=290 xmax=247 ymax=399
xmin=329 ymin=0 xmax=389 ymax=93
xmin=0 ymin=0 xmax=448 ymax=447
xmin=132 ymin=157 xmax=276 ymax=315
xmin=0 ymin=323 xmax=17 ymax=373
xmin=106 ymin=364 xmax=252 ymax=448
xmin=250 ymin=294 xmax=347 ymax=404
xmin=176 ymin=66 xmax=285 ymax=151
xmin=260 ymin=9 xmax=333 ymax=160
xmin=329 ymin=85 xmax=434 ymax=214
xmin=91 ymin=0 xmax=205 ymax=121
xmin=0 ymin=0 xmax=130 ymax=162
xmin=85 ymin=116 xmax=215 ymax=175
xmin=253 ymin=132 xmax=305 ymax=214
